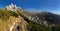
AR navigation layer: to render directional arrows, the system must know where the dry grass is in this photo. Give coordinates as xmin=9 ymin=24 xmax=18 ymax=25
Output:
xmin=0 ymin=16 xmax=30 ymax=31
xmin=0 ymin=16 xmax=17 ymax=31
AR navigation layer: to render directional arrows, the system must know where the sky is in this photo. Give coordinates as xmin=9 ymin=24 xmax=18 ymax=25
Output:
xmin=0 ymin=0 xmax=60 ymax=14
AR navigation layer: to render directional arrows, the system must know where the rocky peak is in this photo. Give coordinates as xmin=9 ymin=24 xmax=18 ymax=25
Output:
xmin=6 ymin=3 xmax=21 ymax=11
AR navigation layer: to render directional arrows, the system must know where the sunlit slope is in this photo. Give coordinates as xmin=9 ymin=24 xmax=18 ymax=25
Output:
xmin=0 ymin=9 xmax=31 ymax=31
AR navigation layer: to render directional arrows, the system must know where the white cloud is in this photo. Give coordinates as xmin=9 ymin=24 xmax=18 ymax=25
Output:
xmin=24 ymin=8 xmax=60 ymax=15
xmin=24 ymin=8 xmax=44 ymax=12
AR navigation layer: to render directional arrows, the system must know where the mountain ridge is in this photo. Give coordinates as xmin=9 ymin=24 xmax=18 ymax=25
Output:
xmin=0 ymin=3 xmax=60 ymax=31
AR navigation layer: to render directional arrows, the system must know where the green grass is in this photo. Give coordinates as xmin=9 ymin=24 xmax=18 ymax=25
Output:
xmin=0 ymin=9 xmax=19 ymax=20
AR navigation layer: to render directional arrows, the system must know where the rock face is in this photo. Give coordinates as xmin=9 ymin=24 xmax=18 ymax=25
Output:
xmin=6 ymin=3 xmax=17 ymax=11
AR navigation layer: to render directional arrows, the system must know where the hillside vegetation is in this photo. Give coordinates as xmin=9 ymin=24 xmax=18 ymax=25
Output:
xmin=0 ymin=9 xmax=19 ymax=20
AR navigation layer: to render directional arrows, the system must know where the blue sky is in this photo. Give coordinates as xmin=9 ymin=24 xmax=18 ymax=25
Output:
xmin=0 ymin=0 xmax=60 ymax=14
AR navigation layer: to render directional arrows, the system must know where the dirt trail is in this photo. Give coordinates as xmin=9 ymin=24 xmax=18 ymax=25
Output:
xmin=10 ymin=16 xmax=22 ymax=31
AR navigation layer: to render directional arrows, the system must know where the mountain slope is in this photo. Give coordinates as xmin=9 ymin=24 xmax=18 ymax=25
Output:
xmin=36 ymin=12 xmax=60 ymax=25
xmin=0 ymin=9 xmax=31 ymax=31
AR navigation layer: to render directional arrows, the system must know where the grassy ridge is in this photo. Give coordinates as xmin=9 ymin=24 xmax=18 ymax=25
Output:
xmin=0 ymin=9 xmax=20 ymax=31
xmin=0 ymin=9 xmax=19 ymax=20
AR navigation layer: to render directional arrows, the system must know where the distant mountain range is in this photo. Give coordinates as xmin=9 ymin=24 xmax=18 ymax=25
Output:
xmin=35 ymin=12 xmax=60 ymax=25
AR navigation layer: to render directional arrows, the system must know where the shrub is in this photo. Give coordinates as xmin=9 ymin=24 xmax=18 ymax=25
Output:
xmin=9 ymin=11 xmax=19 ymax=17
